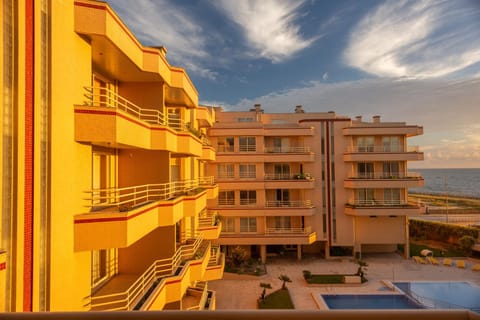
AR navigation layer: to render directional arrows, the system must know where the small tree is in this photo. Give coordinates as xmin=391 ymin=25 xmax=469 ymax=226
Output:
xmin=459 ymin=235 xmax=476 ymax=255
xmin=230 ymin=246 xmax=248 ymax=267
xmin=278 ymin=274 xmax=292 ymax=289
xmin=259 ymin=282 xmax=272 ymax=301
xmin=355 ymin=259 xmax=368 ymax=280
xmin=302 ymin=270 xmax=312 ymax=280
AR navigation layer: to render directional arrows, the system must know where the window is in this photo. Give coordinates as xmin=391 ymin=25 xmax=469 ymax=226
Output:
xmin=239 ymin=136 xmax=256 ymax=152
xmin=91 ymin=249 xmax=116 ymax=288
xmin=384 ymin=188 xmax=401 ymax=205
xmin=218 ymin=191 xmax=235 ymax=206
xmin=240 ymin=217 xmax=257 ymax=233
xmin=217 ymin=136 xmax=234 ymax=152
xmin=217 ymin=163 xmax=234 ymax=179
xmin=239 ymin=164 xmax=256 ymax=178
xmin=238 ymin=117 xmax=253 ymax=122
xmin=221 ymin=217 xmax=235 ymax=233
xmin=357 ymin=136 xmax=375 ymax=152
xmin=240 ymin=190 xmax=256 ymax=205
xmin=274 ymin=216 xmax=291 ymax=229
xmin=383 ymin=162 xmax=400 ymax=178
xmin=382 ymin=136 xmax=400 ymax=152
xmin=274 ymin=164 xmax=290 ymax=180
xmin=357 ymin=162 xmax=374 ymax=178
xmin=357 ymin=188 xmax=374 ymax=205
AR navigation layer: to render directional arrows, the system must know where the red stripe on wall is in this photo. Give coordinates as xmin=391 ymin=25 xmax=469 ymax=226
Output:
xmin=24 ymin=0 xmax=34 ymax=311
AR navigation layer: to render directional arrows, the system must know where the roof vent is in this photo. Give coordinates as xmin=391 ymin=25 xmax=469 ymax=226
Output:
xmin=294 ymin=105 xmax=305 ymax=113
xmin=355 ymin=116 xmax=362 ymax=123
xmin=373 ymin=115 xmax=381 ymax=123
xmin=249 ymin=103 xmax=264 ymax=113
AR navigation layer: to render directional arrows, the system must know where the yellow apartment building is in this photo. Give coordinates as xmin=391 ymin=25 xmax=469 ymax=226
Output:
xmin=208 ymin=105 xmax=424 ymax=262
xmin=1 ymin=0 xmax=223 ymax=312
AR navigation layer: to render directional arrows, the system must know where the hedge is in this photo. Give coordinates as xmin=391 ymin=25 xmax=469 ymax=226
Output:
xmin=409 ymin=219 xmax=479 ymax=244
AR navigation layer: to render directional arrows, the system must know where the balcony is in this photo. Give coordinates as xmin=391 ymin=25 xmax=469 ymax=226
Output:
xmin=199 ymin=176 xmax=218 ymax=199
xmin=219 ymin=227 xmax=316 ymax=245
xmin=263 ymin=146 xmax=315 ymax=162
xmin=264 ymin=173 xmax=315 ymax=189
xmin=198 ymin=211 xmax=221 ymax=240
xmin=344 ymin=145 xmax=423 ymax=162
xmin=90 ymin=236 xmax=212 ymax=311
xmin=181 ymin=282 xmax=215 ymax=310
xmin=204 ymin=246 xmax=225 ymax=281
xmin=74 ymin=178 xmax=212 ymax=251
xmin=201 ymin=140 xmax=216 ymax=161
xmin=215 ymin=200 xmax=316 ymax=217
xmin=344 ymin=172 xmax=424 ymax=188
xmin=345 ymin=200 xmax=426 ymax=216
xmin=197 ymin=107 xmax=214 ymax=127
xmin=74 ymin=87 xmax=202 ymax=156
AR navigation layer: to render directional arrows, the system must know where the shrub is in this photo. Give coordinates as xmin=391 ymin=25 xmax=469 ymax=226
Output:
xmin=230 ymin=246 xmax=248 ymax=267
xmin=459 ymin=235 xmax=476 ymax=254
xmin=302 ymin=270 xmax=312 ymax=280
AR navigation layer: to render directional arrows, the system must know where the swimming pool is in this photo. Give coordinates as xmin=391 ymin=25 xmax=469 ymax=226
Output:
xmin=321 ymin=294 xmax=423 ymax=309
xmin=393 ymin=282 xmax=480 ymax=312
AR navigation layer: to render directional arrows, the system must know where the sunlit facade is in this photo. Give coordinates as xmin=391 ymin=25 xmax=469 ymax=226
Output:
xmin=1 ymin=0 xmax=222 ymax=312
xmin=208 ymin=105 xmax=424 ymax=262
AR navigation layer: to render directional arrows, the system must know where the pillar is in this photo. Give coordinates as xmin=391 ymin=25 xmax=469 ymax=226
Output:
xmin=260 ymin=245 xmax=267 ymax=264
xmin=297 ymin=245 xmax=302 ymax=260
xmin=405 ymin=216 xmax=410 ymax=259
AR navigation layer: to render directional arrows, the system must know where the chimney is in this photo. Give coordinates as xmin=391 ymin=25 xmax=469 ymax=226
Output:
xmin=355 ymin=116 xmax=362 ymax=123
xmin=249 ymin=103 xmax=264 ymax=113
xmin=373 ymin=115 xmax=381 ymax=123
xmin=294 ymin=105 xmax=305 ymax=113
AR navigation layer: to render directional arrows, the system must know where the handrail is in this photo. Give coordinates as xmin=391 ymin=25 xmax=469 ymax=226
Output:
xmin=90 ymin=234 xmax=205 ymax=311
xmin=265 ymin=200 xmax=313 ymax=207
xmin=347 ymin=145 xmax=420 ymax=153
xmin=85 ymin=177 xmax=213 ymax=209
xmin=347 ymin=200 xmax=412 ymax=207
xmin=264 ymin=146 xmax=311 ymax=153
xmin=264 ymin=173 xmax=313 ymax=180
xmin=348 ymin=172 xmax=422 ymax=179
xmin=265 ymin=226 xmax=312 ymax=234
xmin=83 ymin=86 xmax=189 ymax=132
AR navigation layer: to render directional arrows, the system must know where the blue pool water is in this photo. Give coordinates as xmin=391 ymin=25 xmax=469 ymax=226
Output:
xmin=394 ymin=282 xmax=480 ymax=312
xmin=322 ymin=294 xmax=422 ymax=309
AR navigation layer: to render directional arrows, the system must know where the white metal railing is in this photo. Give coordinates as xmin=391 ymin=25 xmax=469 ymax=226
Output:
xmin=239 ymin=145 xmax=256 ymax=152
xmin=264 ymin=173 xmax=313 ymax=180
xmin=85 ymin=177 xmax=213 ymax=209
xmin=347 ymin=145 xmax=420 ymax=153
xmin=265 ymin=200 xmax=313 ymax=207
xmin=265 ymin=226 xmax=312 ymax=234
xmin=198 ymin=210 xmax=219 ymax=228
xmin=83 ymin=86 xmax=189 ymax=132
xmin=347 ymin=200 xmax=411 ymax=207
xmin=90 ymin=235 xmax=205 ymax=311
xmin=218 ymin=199 xmax=235 ymax=206
xmin=348 ymin=172 xmax=422 ymax=179
xmin=264 ymin=146 xmax=311 ymax=153
xmin=198 ymin=176 xmax=215 ymax=186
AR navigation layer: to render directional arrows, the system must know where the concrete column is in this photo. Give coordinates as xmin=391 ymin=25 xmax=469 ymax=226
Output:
xmin=405 ymin=217 xmax=410 ymax=259
xmin=260 ymin=245 xmax=267 ymax=264
xmin=297 ymin=245 xmax=302 ymax=260
xmin=324 ymin=242 xmax=330 ymax=259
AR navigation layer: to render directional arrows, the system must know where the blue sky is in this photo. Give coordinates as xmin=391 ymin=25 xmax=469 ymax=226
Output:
xmin=107 ymin=0 xmax=480 ymax=168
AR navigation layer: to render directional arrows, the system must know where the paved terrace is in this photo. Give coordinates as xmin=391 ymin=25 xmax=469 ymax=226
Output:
xmin=208 ymin=253 xmax=480 ymax=309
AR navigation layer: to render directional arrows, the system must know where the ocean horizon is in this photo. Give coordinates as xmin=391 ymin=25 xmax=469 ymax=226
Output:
xmin=409 ymin=168 xmax=480 ymax=198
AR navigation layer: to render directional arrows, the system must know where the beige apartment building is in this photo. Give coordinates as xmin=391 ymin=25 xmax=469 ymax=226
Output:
xmin=207 ymin=105 xmax=424 ymax=262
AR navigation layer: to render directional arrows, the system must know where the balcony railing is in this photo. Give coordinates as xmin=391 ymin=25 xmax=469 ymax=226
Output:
xmin=265 ymin=200 xmax=313 ymax=207
xmin=239 ymin=145 xmax=256 ymax=152
xmin=90 ymin=234 xmax=205 ymax=311
xmin=83 ymin=86 xmax=188 ymax=131
xmin=264 ymin=146 xmax=311 ymax=153
xmin=347 ymin=200 xmax=413 ymax=207
xmin=346 ymin=145 xmax=420 ymax=153
xmin=218 ymin=199 xmax=235 ymax=206
xmin=348 ymin=172 xmax=422 ymax=179
xmin=265 ymin=226 xmax=312 ymax=234
xmin=85 ymin=177 xmax=213 ymax=210
xmin=198 ymin=210 xmax=219 ymax=228
xmin=264 ymin=173 xmax=313 ymax=180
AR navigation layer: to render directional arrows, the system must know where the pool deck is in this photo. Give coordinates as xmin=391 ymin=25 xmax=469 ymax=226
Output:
xmin=208 ymin=253 xmax=480 ymax=310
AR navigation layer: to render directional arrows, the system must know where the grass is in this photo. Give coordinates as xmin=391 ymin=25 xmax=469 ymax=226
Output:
xmin=305 ymin=274 xmax=345 ymax=284
xmin=398 ymin=242 xmax=466 ymax=257
xmin=258 ymin=289 xmax=294 ymax=309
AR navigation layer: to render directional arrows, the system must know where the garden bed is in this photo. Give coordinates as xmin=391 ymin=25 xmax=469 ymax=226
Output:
xmin=258 ymin=289 xmax=294 ymax=309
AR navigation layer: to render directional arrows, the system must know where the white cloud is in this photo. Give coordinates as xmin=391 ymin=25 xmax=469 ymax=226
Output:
xmin=107 ymin=0 xmax=218 ymax=79
xmin=215 ymin=0 xmax=316 ymax=62
xmin=344 ymin=0 xmax=480 ymax=78
xmin=322 ymin=72 xmax=329 ymax=80
xmin=225 ymin=77 xmax=480 ymax=168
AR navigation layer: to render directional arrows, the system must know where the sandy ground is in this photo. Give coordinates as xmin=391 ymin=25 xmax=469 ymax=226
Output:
xmin=208 ymin=253 xmax=480 ymax=309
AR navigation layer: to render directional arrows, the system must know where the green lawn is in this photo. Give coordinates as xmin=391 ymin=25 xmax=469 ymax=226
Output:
xmin=399 ymin=242 xmax=466 ymax=257
xmin=258 ymin=289 xmax=294 ymax=309
xmin=305 ymin=274 xmax=345 ymax=284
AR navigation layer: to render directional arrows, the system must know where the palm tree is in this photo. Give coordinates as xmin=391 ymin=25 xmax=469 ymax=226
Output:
xmin=278 ymin=274 xmax=292 ymax=289
xmin=259 ymin=282 xmax=272 ymax=301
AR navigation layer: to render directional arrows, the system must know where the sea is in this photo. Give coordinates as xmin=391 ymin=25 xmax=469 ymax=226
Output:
xmin=409 ymin=168 xmax=480 ymax=199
